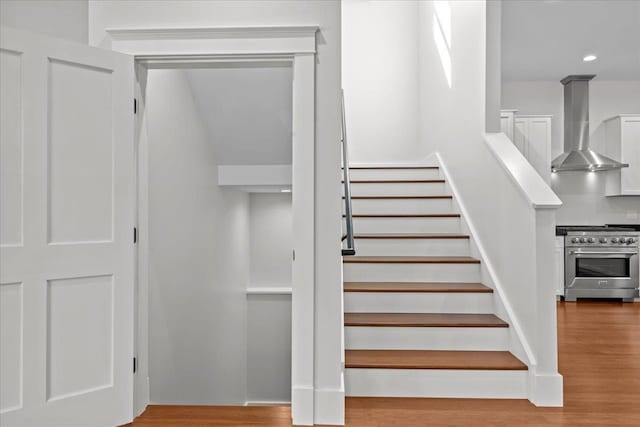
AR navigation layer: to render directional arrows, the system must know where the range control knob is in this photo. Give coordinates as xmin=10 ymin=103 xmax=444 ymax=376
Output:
xmin=600 ymin=237 xmax=608 ymax=243
xmin=620 ymin=237 xmax=628 ymax=244
xmin=628 ymin=238 xmax=636 ymax=245
xmin=571 ymin=237 xmax=579 ymax=243
xmin=587 ymin=237 xmax=595 ymax=243
xmin=612 ymin=237 xmax=619 ymax=243
xmin=579 ymin=237 xmax=587 ymax=243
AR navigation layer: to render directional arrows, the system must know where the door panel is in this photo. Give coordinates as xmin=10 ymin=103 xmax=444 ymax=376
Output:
xmin=47 ymin=275 xmax=113 ymax=401
xmin=0 ymin=282 xmax=22 ymax=412
xmin=48 ymin=59 xmax=114 ymax=244
xmin=0 ymin=27 xmax=134 ymax=427
xmin=513 ymin=119 xmax=527 ymax=156
xmin=0 ymin=48 xmax=23 ymax=247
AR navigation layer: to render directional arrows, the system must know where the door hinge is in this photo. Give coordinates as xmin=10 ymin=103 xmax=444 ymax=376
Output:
xmin=134 ymin=227 xmax=137 ymax=244
xmin=134 ymin=98 xmax=137 ymax=114
xmin=133 ymin=357 xmax=137 ymax=374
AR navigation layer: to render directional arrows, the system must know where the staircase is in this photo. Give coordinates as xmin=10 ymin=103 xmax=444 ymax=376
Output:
xmin=342 ymin=164 xmax=528 ymax=399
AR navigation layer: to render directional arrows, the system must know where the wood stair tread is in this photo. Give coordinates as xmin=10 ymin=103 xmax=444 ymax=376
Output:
xmin=344 ymin=166 xmax=439 ymax=170
xmin=343 ymin=282 xmax=492 ymax=293
xmin=343 ymin=256 xmax=480 ymax=264
xmin=344 ymin=179 xmax=445 ymax=183
xmin=354 ymin=233 xmax=469 ymax=239
xmin=345 ymin=350 xmax=527 ymax=370
xmin=344 ymin=213 xmax=460 ymax=218
xmin=344 ymin=313 xmax=508 ymax=327
xmin=345 ymin=195 xmax=452 ymax=199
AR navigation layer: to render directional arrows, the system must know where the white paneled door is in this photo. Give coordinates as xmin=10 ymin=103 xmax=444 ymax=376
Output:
xmin=0 ymin=27 xmax=135 ymax=426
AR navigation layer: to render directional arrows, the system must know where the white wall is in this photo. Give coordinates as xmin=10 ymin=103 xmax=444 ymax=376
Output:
xmin=0 ymin=0 xmax=88 ymax=43
xmin=250 ymin=194 xmax=292 ymax=287
xmin=89 ymin=2 xmax=343 ymax=422
xmin=485 ymin=0 xmax=501 ymax=132
xmin=502 ymin=80 xmax=640 ymax=224
xmin=246 ymin=295 xmax=291 ymax=403
xmin=146 ymin=68 xmax=250 ymax=404
xmin=418 ymin=1 xmax=486 ymax=156
xmin=246 ymin=193 xmax=293 ymax=403
xmin=342 ymin=0 xmax=421 ymax=163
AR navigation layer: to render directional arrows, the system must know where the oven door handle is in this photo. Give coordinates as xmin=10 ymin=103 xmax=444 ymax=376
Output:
xmin=569 ymin=251 xmax=637 ymax=256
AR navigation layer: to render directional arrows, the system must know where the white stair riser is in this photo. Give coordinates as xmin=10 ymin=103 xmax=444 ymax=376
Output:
xmin=348 ymin=198 xmax=452 ymax=214
xmin=345 ymin=369 xmax=527 ymax=398
xmin=348 ymin=169 xmax=441 ymax=181
xmin=351 ymin=217 xmax=461 ymax=234
xmin=343 ymin=263 xmax=480 ymax=282
xmin=344 ymin=292 xmax=492 ymax=313
xmin=345 ymin=327 xmax=508 ymax=351
xmin=348 ymin=182 xmax=446 ymax=196
xmin=354 ymin=238 xmax=469 ymax=256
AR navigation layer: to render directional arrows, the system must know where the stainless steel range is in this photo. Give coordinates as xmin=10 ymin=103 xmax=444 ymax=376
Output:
xmin=562 ymin=226 xmax=639 ymax=302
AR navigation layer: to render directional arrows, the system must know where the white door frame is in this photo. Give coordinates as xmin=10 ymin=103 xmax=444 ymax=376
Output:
xmin=104 ymin=26 xmax=318 ymax=426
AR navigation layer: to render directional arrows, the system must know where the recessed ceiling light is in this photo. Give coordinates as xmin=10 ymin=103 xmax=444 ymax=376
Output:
xmin=583 ymin=54 xmax=597 ymax=62
xmin=281 ymin=189 xmax=291 ymax=193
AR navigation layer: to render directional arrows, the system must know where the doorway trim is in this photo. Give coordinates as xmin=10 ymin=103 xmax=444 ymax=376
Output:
xmin=105 ymin=26 xmax=318 ymax=426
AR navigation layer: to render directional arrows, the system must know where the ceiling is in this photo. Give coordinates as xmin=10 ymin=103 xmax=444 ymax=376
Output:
xmin=185 ymin=66 xmax=293 ymax=165
xmin=502 ymin=0 xmax=640 ymax=81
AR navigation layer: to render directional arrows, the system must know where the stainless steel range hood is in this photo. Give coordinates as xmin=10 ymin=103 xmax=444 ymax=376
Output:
xmin=551 ymin=75 xmax=629 ymax=172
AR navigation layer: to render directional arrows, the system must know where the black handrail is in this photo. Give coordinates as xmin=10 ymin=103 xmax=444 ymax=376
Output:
xmin=341 ymin=90 xmax=355 ymax=256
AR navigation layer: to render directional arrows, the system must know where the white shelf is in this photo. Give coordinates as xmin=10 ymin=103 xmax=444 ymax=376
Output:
xmin=246 ymin=287 xmax=292 ymax=295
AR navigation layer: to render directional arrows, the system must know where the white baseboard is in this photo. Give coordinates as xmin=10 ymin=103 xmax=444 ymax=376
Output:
xmin=314 ymin=386 xmax=345 ymax=425
xmin=245 ymin=400 xmax=291 ymax=406
xmin=291 ymin=386 xmax=314 ymax=426
xmin=528 ymin=370 xmax=563 ymax=407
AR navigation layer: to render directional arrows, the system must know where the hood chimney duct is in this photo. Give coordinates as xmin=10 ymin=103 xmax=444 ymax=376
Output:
xmin=562 ymin=75 xmax=592 ymax=152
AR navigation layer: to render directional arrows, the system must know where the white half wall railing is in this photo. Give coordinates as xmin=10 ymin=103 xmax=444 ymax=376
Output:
xmin=484 ymin=132 xmax=562 ymax=406
xmin=484 ymin=133 xmax=559 ymax=209
xmin=436 ymin=132 xmax=562 ymax=407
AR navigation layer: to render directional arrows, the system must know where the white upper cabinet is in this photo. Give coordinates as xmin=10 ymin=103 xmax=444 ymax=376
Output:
xmin=513 ymin=115 xmax=552 ymax=184
xmin=605 ymin=115 xmax=640 ymax=196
